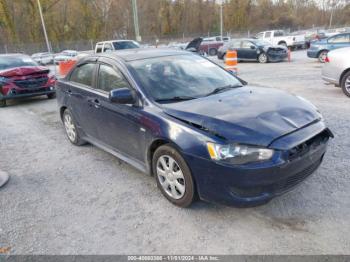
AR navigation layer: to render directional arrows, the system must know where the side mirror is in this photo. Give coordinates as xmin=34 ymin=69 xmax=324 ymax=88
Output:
xmin=109 ymin=88 xmax=136 ymax=104
xmin=250 ymin=45 xmax=256 ymax=49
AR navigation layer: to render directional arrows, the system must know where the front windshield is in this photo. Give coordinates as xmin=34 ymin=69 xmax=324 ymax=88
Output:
xmin=128 ymin=54 xmax=242 ymax=102
xmin=0 ymin=56 xmax=38 ymax=70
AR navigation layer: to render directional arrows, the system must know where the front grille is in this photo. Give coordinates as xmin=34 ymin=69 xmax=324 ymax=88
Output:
xmin=14 ymin=76 xmax=48 ymax=89
xmin=287 ymin=129 xmax=330 ymax=161
xmin=273 ymin=157 xmax=322 ymax=194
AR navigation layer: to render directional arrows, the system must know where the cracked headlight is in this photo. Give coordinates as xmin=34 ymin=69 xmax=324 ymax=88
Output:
xmin=207 ymin=143 xmax=274 ymax=165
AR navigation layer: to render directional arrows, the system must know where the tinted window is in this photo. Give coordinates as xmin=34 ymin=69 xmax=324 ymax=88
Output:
xmin=70 ymin=63 xmax=95 ymax=86
xmin=113 ymin=41 xmax=139 ymax=50
xmin=96 ymin=44 xmax=103 ymax=53
xmin=103 ymin=43 xmax=113 ymax=52
xmin=0 ymin=56 xmax=38 ymax=70
xmin=328 ymin=34 xmax=350 ymax=43
xmin=274 ymin=31 xmax=284 ymax=37
xmin=97 ymin=64 xmax=130 ymax=92
xmin=265 ymin=32 xmax=271 ymax=38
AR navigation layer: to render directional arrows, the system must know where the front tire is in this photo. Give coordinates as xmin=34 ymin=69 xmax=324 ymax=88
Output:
xmin=258 ymin=53 xmax=268 ymax=63
xmin=209 ymin=48 xmax=217 ymax=56
xmin=153 ymin=145 xmax=195 ymax=207
xmin=62 ymin=109 xmax=86 ymax=145
xmin=341 ymin=71 xmax=350 ymax=98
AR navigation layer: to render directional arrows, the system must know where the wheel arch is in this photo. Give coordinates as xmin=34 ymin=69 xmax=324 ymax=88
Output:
xmin=340 ymin=68 xmax=350 ymax=86
xmin=317 ymin=49 xmax=328 ymax=57
xmin=147 ymin=138 xmax=184 ymax=176
xmin=60 ymin=106 xmax=67 ymax=121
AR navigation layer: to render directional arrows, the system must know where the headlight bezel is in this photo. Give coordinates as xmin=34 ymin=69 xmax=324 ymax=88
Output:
xmin=207 ymin=142 xmax=275 ymax=165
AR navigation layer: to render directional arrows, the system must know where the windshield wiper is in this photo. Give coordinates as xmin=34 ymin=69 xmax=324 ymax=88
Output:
xmin=205 ymin=84 xmax=242 ymax=97
xmin=155 ymin=96 xmax=197 ymax=103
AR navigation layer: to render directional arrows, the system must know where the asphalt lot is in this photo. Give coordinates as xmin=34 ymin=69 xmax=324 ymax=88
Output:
xmin=0 ymin=50 xmax=350 ymax=255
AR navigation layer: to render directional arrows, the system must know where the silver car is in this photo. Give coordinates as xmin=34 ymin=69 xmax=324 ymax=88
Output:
xmin=322 ymin=47 xmax=350 ymax=97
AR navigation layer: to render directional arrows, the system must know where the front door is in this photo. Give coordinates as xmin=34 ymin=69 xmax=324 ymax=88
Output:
xmin=93 ymin=61 xmax=145 ymax=162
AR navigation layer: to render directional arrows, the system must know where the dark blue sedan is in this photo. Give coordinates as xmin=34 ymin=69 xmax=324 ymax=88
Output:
xmin=56 ymin=49 xmax=332 ymax=207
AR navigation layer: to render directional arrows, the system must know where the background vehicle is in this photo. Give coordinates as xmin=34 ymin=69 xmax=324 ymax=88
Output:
xmin=57 ymin=49 xmax=331 ymax=208
xmin=95 ymin=40 xmax=140 ymax=53
xmin=54 ymin=50 xmax=78 ymax=63
xmin=307 ymin=33 xmax=350 ymax=63
xmin=185 ymin=37 xmax=224 ymax=56
xmin=31 ymin=52 xmax=54 ymax=65
xmin=322 ymin=47 xmax=350 ymax=97
xmin=217 ymin=38 xmax=287 ymax=63
xmin=0 ymin=54 xmax=56 ymax=107
xmin=255 ymin=30 xmax=305 ymax=49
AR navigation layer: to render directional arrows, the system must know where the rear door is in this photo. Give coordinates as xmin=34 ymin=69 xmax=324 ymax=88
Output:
xmin=66 ymin=60 xmax=101 ymax=139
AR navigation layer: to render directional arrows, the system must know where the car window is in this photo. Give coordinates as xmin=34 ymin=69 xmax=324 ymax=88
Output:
xmin=242 ymin=41 xmax=253 ymax=49
xmin=265 ymin=32 xmax=271 ymax=38
xmin=328 ymin=34 xmax=350 ymax=43
xmin=274 ymin=31 xmax=284 ymax=37
xmin=97 ymin=64 xmax=131 ymax=93
xmin=113 ymin=41 xmax=139 ymax=50
xmin=96 ymin=44 xmax=103 ymax=53
xmin=230 ymin=41 xmax=241 ymax=49
xmin=256 ymin=33 xmax=264 ymax=39
xmin=103 ymin=43 xmax=113 ymax=52
xmin=70 ymin=63 xmax=95 ymax=87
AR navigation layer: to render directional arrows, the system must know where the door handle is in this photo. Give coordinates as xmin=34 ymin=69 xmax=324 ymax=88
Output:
xmin=87 ymin=98 xmax=100 ymax=109
xmin=67 ymin=89 xmax=72 ymax=94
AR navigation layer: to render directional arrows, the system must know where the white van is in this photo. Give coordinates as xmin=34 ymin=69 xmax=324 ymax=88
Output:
xmin=95 ymin=40 xmax=140 ymax=53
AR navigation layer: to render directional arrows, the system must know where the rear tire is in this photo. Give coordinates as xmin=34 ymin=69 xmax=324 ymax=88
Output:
xmin=47 ymin=93 xmax=56 ymax=99
xmin=318 ymin=50 xmax=328 ymax=63
xmin=0 ymin=99 xmax=6 ymax=107
xmin=152 ymin=144 xmax=195 ymax=208
xmin=209 ymin=48 xmax=217 ymax=56
xmin=62 ymin=109 xmax=86 ymax=145
xmin=341 ymin=71 xmax=350 ymax=98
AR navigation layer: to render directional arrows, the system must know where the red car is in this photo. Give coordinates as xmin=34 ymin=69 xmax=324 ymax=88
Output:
xmin=0 ymin=54 xmax=56 ymax=107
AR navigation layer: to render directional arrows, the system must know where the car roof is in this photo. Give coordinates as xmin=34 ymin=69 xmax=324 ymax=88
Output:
xmin=94 ymin=48 xmax=191 ymax=62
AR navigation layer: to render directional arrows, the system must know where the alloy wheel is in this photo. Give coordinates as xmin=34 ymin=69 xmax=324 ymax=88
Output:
xmin=64 ymin=113 xmax=76 ymax=142
xmin=345 ymin=76 xmax=350 ymax=94
xmin=156 ymin=155 xmax=186 ymax=200
xmin=259 ymin=53 xmax=267 ymax=63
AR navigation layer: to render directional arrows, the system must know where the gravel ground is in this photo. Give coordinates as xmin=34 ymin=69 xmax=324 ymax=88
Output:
xmin=0 ymin=50 xmax=349 ymax=255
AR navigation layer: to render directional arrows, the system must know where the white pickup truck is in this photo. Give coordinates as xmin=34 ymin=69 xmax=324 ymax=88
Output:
xmin=255 ymin=30 xmax=306 ymax=49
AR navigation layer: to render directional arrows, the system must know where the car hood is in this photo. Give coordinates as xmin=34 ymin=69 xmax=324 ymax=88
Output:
xmin=161 ymin=86 xmax=320 ymax=147
xmin=185 ymin=37 xmax=203 ymax=51
xmin=0 ymin=66 xmax=49 ymax=77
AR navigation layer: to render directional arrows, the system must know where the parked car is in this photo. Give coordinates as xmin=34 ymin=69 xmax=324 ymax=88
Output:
xmin=31 ymin=52 xmax=54 ymax=65
xmin=95 ymin=40 xmax=140 ymax=53
xmin=255 ymin=30 xmax=305 ymax=49
xmin=56 ymin=48 xmax=332 ymax=207
xmin=54 ymin=50 xmax=78 ymax=64
xmin=307 ymin=33 xmax=350 ymax=63
xmin=322 ymin=47 xmax=350 ymax=97
xmin=0 ymin=54 xmax=56 ymax=107
xmin=203 ymin=36 xmax=230 ymax=42
xmin=217 ymin=38 xmax=288 ymax=63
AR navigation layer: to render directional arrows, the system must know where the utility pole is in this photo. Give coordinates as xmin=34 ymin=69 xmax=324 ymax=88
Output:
xmin=220 ymin=0 xmax=223 ymax=40
xmin=132 ymin=0 xmax=141 ymax=42
xmin=37 ymin=0 xmax=51 ymax=53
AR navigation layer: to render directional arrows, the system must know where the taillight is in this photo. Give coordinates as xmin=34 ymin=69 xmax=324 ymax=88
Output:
xmin=325 ymin=56 xmax=330 ymax=63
